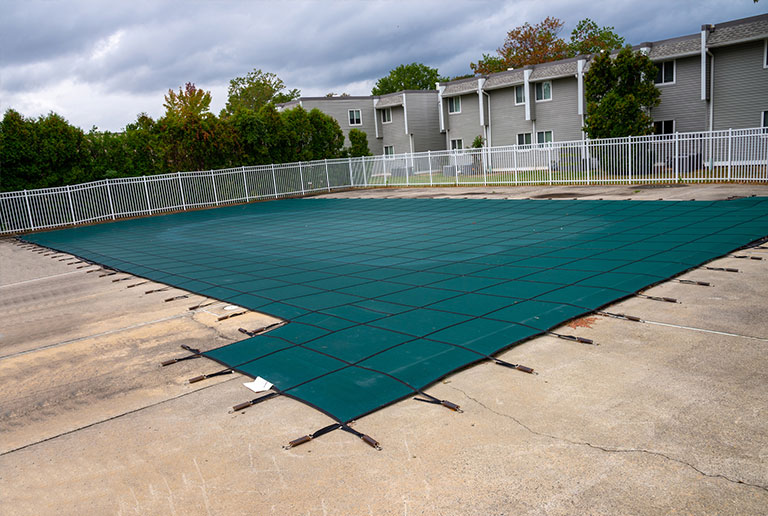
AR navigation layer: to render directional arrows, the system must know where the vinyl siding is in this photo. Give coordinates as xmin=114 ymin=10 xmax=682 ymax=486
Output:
xmin=380 ymin=106 xmax=410 ymax=154
xmin=711 ymin=39 xmax=768 ymax=130
xmin=297 ymin=98 xmax=382 ymax=154
xmin=533 ymin=77 xmax=583 ymax=142
xmin=651 ymin=56 xmax=707 ymax=133
xmin=404 ymin=93 xmax=445 ymax=152
xmin=487 ymin=87 xmax=531 ymax=146
xmin=444 ymin=92 xmax=482 ymax=149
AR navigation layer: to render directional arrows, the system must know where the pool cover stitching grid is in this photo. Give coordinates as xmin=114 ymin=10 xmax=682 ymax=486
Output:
xmin=23 ymin=198 xmax=768 ymax=424
xmin=183 ymin=198 xmax=768 ymax=421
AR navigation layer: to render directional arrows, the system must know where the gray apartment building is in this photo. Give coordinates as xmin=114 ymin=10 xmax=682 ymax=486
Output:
xmin=280 ymin=13 xmax=767 ymax=154
xmin=277 ymin=90 xmax=443 ymax=155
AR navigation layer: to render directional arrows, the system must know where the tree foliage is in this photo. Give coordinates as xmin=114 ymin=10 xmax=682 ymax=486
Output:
xmin=569 ymin=18 xmax=625 ymax=57
xmin=346 ymin=129 xmax=371 ymax=157
xmin=0 ymin=76 xmax=345 ymax=191
xmin=222 ymin=69 xmax=300 ymax=116
xmin=471 ymin=17 xmax=624 ymax=75
xmin=583 ymin=47 xmax=661 ymax=139
xmin=371 ymin=63 xmax=445 ymax=95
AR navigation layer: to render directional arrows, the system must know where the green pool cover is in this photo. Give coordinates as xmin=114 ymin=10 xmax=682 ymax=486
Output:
xmin=23 ymin=197 xmax=768 ymax=423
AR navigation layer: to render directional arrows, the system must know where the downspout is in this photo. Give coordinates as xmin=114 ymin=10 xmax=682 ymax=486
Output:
xmin=477 ymin=78 xmax=487 ymax=144
xmin=483 ymin=91 xmax=492 ymax=147
xmin=700 ymin=26 xmax=709 ymax=101
xmin=577 ymin=58 xmax=586 ymax=139
xmin=708 ymin=50 xmax=714 ymax=131
xmin=523 ymin=67 xmax=533 ymax=122
xmin=403 ymin=93 xmax=413 ymax=153
xmin=436 ymin=83 xmax=445 ymax=132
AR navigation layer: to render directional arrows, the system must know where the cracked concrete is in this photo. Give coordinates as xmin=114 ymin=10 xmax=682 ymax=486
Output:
xmin=1 ymin=184 xmax=767 ymax=515
xmin=447 ymin=384 xmax=768 ymax=493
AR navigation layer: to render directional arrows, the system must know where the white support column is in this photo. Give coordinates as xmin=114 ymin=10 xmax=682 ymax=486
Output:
xmin=700 ymin=27 xmax=708 ymax=101
xmin=348 ymin=157 xmax=354 ymax=187
xmin=524 ymin=67 xmax=533 ymax=121
xmin=577 ymin=59 xmax=586 ymax=116
xmin=66 ymin=185 xmax=76 ymax=224
xmin=324 ymin=159 xmax=331 ymax=191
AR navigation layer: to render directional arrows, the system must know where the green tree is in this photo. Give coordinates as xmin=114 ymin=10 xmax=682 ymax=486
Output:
xmin=371 ymin=63 xmax=445 ymax=95
xmin=346 ymin=129 xmax=371 ymax=157
xmin=568 ymin=18 xmax=624 ymax=56
xmin=471 ymin=17 xmax=569 ymax=74
xmin=583 ymin=47 xmax=661 ymax=138
xmin=157 ymin=82 xmax=236 ymax=172
xmin=307 ymin=109 xmax=344 ymax=160
xmin=222 ymin=69 xmax=300 ymax=116
xmin=471 ymin=17 xmax=624 ymax=75
xmin=163 ymin=82 xmax=212 ymax=120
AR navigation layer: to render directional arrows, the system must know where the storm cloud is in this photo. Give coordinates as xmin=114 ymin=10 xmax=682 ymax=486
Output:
xmin=1 ymin=0 xmax=763 ymax=131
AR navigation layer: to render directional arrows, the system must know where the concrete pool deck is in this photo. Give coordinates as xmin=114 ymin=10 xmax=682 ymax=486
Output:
xmin=1 ymin=184 xmax=767 ymax=515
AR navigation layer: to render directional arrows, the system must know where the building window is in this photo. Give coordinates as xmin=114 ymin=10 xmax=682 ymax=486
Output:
xmin=450 ymin=138 xmax=463 ymax=150
xmin=762 ymin=111 xmax=768 ymax=128
xmin=515 ymin=85 xmax=525 ymax=105
xmin=517 ymin=133 xmax=532 ymax=145
xmin=448 ymin=96 xmax=461 ymax=114
xmin=384 ymin=145 xmax=394 ymax=156
xmin=381 ymin=108 xmax=392 ymax=124
xmin=654 ymin=120 xmax=675 ymax=135
xmin=348 ymin=109 xmax=362 ymax=126
xmin=655 ymin=61 xmax=675 ymax=84
xmin=536 ymin=131 xmax=553 ymax=144
xmin=535 ymin=81 xmax=551 ymax=101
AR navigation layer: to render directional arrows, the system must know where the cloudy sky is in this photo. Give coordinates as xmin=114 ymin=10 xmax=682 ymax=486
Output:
xmin=1 ymin=0 xmax=764 ymax=131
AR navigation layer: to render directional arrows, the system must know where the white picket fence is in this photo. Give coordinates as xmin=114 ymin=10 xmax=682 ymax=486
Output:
xmin=1 ymin=127 xmax=766 ymax=234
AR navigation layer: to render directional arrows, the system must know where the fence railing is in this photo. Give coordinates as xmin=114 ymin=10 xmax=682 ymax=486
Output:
xmin=2 ymin=127 xmax=766 ymax=234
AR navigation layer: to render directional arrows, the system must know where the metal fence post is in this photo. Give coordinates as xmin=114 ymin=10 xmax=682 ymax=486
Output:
xmin=106 ymin=179 xmax=116 ymax=219
xmin=727 ymin=128 xmax=733 ymax=180
xmin=513 ymin=147 xmax=518 ymax=185
xmin=405 ymin=154 xmax=410 ymax=186
xmin=547 ymin=145 xmax=553 ymax=186
xmin=453 ymin=150 xmax=459 ymax=186
xmin=674 ymin=132 xmax=680 ymax=183
xmin=210 ymin=170 xmax=219 ymax=205
xmin=23 ymin=189 xmax=35 ymax=230
xmin=482 ymin=147 xmax=487 ymax=186
xmin=242 ymin=166 xmax=250 ymax=200
xmin=142 ymin=176 xmax=153 ymax=214
xmin=362 ymin=157 xmax=368 ymax=188
xmin=428 ymin=150 xmax=433 ymax=186
xmin=347 ymin=157 xmax=354 ymax=187
xmin=324 ymin=159 xmax=331 ymax=191
xmin=177 ymin=173 xmax=186 ymax=210
xmin=66 ymin=185 xmax=76 ymax=224
xmin=628 ymin=136 xmax=633 ymax=184
xmin=271 ymin=164 xmax=278 ymax=198
xmin=298 ymin=162 xmax=305 ymax=195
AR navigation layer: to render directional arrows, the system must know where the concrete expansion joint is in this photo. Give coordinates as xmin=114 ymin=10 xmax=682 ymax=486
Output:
xmin=0 ymin=375 xmax=241 ymax=458
xmin=447 ymin=385 xmax=768 ymax=494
